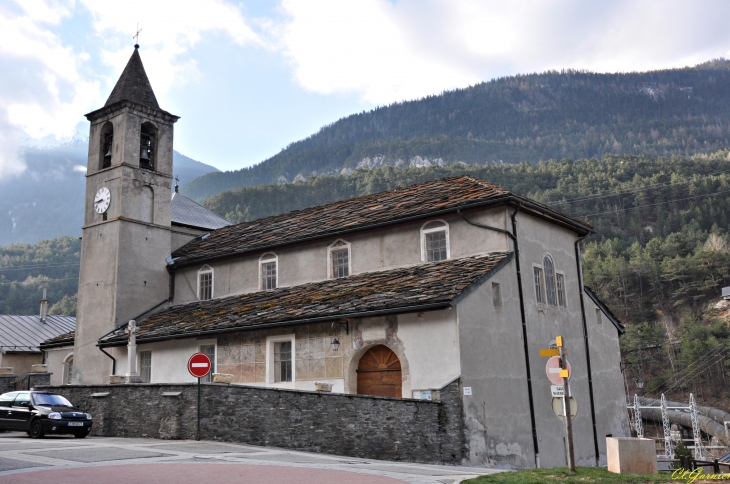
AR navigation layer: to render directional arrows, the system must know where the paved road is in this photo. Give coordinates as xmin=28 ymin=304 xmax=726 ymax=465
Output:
xmin=0 ymin=433 xmax=502 ymax=483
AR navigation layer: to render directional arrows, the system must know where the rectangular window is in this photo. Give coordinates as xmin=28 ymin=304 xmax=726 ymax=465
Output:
xmin=556 ymin=273 xmax=566 ymax=307
xmin=66 ymin=358 xmax=74 ymax=385
xmin=492 ymin=282 xmax=502 ymax=309
xmin=534 ymin=267 xmax=545 ymax=304
xmin=200 ymin=344 xmax=216 ymax=383
xmin=331 ymin=249 xmax=349 ymax=278
xmin=261 ymin=261 xmax=277 ymax=289
xmin=426 ymin=231 xmax=448 ymax=262
xmin=595 ymin=308 xmax=602 ymax=325
xmin=274 ymin=341 xmax=292 ymax=383
xmin=199 ymin=272 xmax=212 ymax=300
xmin=140 ymin=351 xmax=152 ymax=383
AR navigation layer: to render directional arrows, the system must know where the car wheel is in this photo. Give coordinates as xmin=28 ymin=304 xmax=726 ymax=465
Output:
xmin=73 ymin=433 xmax=87 ymax=439
xmin=28 ymin=419 xmax=44 ymax=439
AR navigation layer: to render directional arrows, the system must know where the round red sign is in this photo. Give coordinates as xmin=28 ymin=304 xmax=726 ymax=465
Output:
xmin=188 ymin=352 xmax=212 ymax=378
xmin=545 ymin=356 xmax=571 ymax=385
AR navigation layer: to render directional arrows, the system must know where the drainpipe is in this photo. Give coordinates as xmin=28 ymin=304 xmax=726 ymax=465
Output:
xmin=99 ymin=346 xmax=116 ymax=375
xmin=575 ymin=231 xmax=600 ymax=466
xmin=458 ymin=206 xmax=540 ymax=468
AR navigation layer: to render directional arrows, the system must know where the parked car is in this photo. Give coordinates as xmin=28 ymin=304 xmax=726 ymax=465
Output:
xmin=0 ymin=391 xmax=92 ymax=438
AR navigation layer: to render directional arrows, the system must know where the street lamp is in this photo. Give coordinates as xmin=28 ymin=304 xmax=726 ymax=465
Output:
xmin=635 ymin=376 xmax=645 ymax=394
xmin=330 ymin=336 xmax=340 ymax=352
xmin=330 ymin=321 xmax=349 ymax=351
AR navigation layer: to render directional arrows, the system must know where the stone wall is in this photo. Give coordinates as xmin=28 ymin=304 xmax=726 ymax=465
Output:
xmin=41 ymin=378 xmax=465 ymax=464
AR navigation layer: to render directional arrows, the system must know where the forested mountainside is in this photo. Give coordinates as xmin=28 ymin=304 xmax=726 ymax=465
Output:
xmin=0 ymin=144 xmax=219 ymax=246
xmin=184 ymin=59 xmax=730 ymax=201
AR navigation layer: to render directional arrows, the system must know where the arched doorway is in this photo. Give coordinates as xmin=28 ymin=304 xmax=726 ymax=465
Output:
xmin=356 ymin=345 xmax=402 ymax=398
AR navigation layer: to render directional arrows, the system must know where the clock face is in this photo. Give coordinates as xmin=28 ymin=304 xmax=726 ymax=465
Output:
xmin=94 ymin=187 xmax=111 ymax=214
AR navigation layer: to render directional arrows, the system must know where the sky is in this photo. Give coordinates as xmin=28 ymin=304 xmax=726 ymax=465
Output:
xmin=2 ymin=0 xmax=730 ymax=181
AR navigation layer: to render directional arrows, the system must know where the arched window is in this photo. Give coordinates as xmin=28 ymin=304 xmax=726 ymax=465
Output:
xmin=64 ymin=354 xmax=74 ymax=385
xmin=259 ymin=253 xmax=278 ymax=290
xmin=197 ymin=265 xmax=213 ymax=300
xmin=328 ymin=240 xmax=351 ymax=278
xmin=100 ymin=122 xmax=113 ymax=170
xmin=420 ymin=220 xmax=449 ymax=262
xmin=543 ymin=255 xmax=557 ymax=306
xmin=139 ymin=122 xmax=157 ymax=170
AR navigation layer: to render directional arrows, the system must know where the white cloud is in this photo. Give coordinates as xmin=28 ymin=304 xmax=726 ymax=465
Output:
xmin=80 ymin=0 xmax=263 ymax=98
xmin=278 ymin=0 xmax=730 ymax=104
xmin=72 ymin=165 xmax=87 ymax=173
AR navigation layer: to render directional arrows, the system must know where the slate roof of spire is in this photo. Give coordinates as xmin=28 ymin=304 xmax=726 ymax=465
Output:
xmin=99 ymin=252 xmax=513 ymax=346
xmin=104 ymin=48 xmax=160 ymax=110
xmin=172 ymin=192 xmax=232 ymax=230
xmin=169 ymin=175 xmax=592 ymax=268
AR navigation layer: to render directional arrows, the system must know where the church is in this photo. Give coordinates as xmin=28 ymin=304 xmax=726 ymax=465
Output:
xmin=41 ymin=46 xmax=630 ymax=468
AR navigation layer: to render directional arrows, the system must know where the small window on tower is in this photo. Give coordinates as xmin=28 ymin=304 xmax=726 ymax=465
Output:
xmin=100 ymin=122 xmax=113 ymax=170
xmin=492 ymin=282 xmax=502 ymax=309
xmin=139 ymin=122 xmax=156 ymax=170
xmin=596 ymin=307 xmax=602 ymax=325
xmin=198 ymin=265 xmax=213 ymax=300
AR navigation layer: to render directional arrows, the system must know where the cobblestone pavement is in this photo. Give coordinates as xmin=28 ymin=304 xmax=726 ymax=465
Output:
xmin=0 ymin=433 xmax=503 ymax=484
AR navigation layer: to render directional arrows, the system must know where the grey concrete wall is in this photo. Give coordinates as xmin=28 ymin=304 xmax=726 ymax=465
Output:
xmin=583 ymin=297 xmax=631 ymax=463
xmin=173 ymin=207 xmax=512 ymax=304
xmin=41 ymin=379 xmax=465 ymax=464
xmin=457 ymin=258 xmax=537 ymax=469
xmin=76 ymin=104 xmax=176 ymax=385
xmin=517 ymin=213 xmax=597 ymax=468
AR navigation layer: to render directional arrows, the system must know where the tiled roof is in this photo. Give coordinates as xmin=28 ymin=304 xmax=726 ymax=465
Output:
xmin=104 ymin=48 xmax=160 ymax=110
xmin=0 ymin=316 xmax=75 ymax=353
xmin=39 ymin=330 xmax=75 ymax=349
xmin=172 ymin=192 xmax=232 ymax=230
xmin=170 ymin=176 xmax=591 ymax=268
xmin=100 ymin=252 xmax=513 ymax=346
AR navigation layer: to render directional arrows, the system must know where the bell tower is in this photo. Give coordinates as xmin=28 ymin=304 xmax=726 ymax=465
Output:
xmin=73 ymin=46 xmax=179 ymax=384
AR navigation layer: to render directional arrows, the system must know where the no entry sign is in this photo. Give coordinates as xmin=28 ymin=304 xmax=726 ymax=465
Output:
xmin=545 ymin=356 xmax=571 ymax=385
xmin=188 ymin=352 xmax=212 ymax=378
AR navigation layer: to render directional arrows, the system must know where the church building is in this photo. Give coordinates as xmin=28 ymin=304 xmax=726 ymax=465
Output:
xmin=42 ymin=47 xmax=630 ymax=469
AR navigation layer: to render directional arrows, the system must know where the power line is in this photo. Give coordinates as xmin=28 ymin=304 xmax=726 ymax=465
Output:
xmin=0 ymin=262 xmax=79 ymax=272
xmin=576 ymin=187 xmax=730 ymax=218
xmin=0 ymin=277 xmax=79 ymax=286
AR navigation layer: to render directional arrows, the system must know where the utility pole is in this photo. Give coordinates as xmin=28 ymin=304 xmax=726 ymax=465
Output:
xmin=557 ymin=336 xmax=576 ymax=472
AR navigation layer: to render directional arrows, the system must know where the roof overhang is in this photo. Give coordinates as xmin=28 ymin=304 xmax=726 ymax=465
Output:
xmin=168 ymin=195 xmax=588 ymax=270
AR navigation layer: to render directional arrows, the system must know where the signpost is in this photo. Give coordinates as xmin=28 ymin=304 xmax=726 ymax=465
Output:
xmin=188 ymin=353 xmax=212 ymax=441
xmin=540 ymin=336 xmax=576 ymax=473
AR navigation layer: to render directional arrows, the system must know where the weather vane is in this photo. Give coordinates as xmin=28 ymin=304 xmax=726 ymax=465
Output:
xmin=134 ymin=23 xmax=142 ymax=49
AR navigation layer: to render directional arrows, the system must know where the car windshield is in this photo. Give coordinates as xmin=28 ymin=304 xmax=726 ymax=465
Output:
xmin=33 ymin=394 xmax=73 ymax=407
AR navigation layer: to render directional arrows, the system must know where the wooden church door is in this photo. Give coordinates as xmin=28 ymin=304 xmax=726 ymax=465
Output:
xmin=356 ymin=345 xmax=402 ymax=398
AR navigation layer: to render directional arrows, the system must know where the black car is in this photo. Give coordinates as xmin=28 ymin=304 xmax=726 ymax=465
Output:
xmin=0 ymin=391 xmax=92 ymax=438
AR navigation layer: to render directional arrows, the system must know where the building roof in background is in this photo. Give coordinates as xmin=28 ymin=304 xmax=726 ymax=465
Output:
xmin=39 ymin=330 xmax=75 ymax=349
xmin=172 ymin=192 xmax=232 ymax=231
xmin=584 ymin=286 xmax=626 ymax=335
xmin=100 ymin=252 xmax=514 ymax=346
xmin=103 ymin=48 xmax=159 ymax=110
xmin=0 ymin=316 xmax=75 ymax=353
xmin=170 ymin=176 xmax=591 ymax=268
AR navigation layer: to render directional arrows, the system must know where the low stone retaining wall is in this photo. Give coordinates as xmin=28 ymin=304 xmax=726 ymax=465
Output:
xmin=40 ymin=379 xmax=465 ymax=464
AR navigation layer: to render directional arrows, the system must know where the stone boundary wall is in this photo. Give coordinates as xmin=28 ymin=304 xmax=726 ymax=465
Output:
xmin=40 ymin=379 xmax=465 ymax=464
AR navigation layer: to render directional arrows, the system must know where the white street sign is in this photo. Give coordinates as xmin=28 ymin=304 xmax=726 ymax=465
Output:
xmin=551 ymin=385 xmax=564 ymax=397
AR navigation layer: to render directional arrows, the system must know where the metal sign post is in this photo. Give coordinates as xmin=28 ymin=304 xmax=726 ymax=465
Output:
xmin=557 ymin=336 xmax=576 ymax=472
xmin=188 ymin=353 xmax=212 ymax=442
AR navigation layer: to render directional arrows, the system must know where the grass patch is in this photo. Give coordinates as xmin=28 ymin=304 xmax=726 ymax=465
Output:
xmin=464 ymin=467 xmax=675 ymax=484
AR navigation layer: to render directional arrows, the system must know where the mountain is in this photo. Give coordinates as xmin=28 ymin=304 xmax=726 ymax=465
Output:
xmin=183 ymin=59 xmax=730 ymax=201
xmin=0 ymin=142 xmax=219 ymax=245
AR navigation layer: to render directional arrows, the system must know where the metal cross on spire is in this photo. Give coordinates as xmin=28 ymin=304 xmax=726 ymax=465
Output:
xmin=174 ymin=175 xmax=180 ymax=193
xmin=134 ymin=23 xmax=142 ymax=49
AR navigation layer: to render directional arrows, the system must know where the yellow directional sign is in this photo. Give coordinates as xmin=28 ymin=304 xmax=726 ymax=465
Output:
xmin=540 ymin=348 xmax=560 ymax=357
xmin=556 ymin=336 xmax=564 ymax=347
xmin=539 ymin=348 xmax=568 ymax=357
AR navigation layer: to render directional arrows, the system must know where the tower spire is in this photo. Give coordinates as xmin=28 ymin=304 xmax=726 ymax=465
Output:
xmin=103 ymin=47 xmax=159 ymax=110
